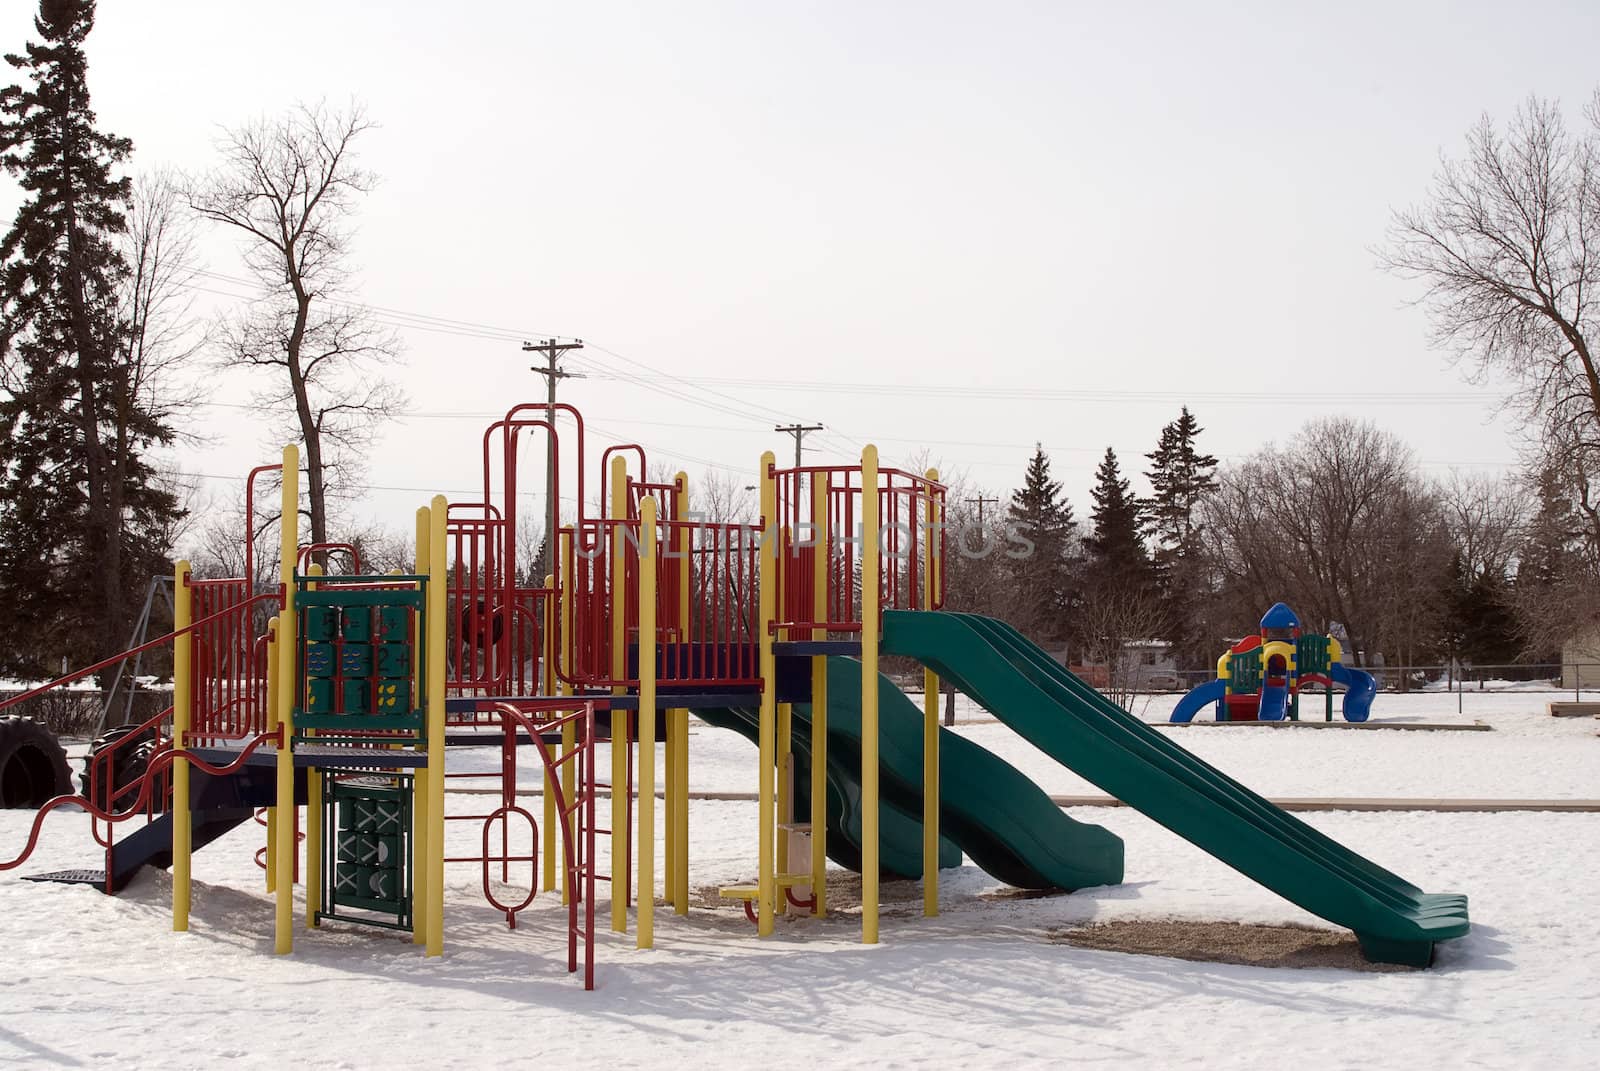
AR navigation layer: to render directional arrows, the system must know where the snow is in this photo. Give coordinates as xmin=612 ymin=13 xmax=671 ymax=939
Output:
xmin=3 ymin=690 xmax=1598 ymax=1068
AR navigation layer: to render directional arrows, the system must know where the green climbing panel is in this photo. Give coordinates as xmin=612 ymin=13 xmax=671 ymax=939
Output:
xmin=294 ymin=576 xmax=426 ymax=740
xmin=322 ymin=775 xmax=414 ymax=930
xmin=1226 ymin=650 xmax=1262 ymax=695
xmin=1297 ymin=634 xmax=1332 ymax=676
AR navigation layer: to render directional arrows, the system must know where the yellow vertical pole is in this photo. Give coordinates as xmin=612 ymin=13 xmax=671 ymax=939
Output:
xmin=637 ymin=497 xmax=658 ymax=949
xmin=757 ymin=451 xmax=777 ymax=937
xmin=559 ymin=530 xmax=575 ymax=908
xmin=264 ymin=617 xmax=279 ymax=894
xmin=672 ymin=471 xmax=690 ymax=915
xmin=608 ymin=455 xmax=629 ymax=934
xmin=660 ymin=475 xmax=677 ymax=908
xmin=922 ymin=468 xmax=941 ymax=918
xmin=274 ymin=444 xmax=298 ymax=955
xmin=426 ymin=496 xmax=448 ymax=957
xmin=860 ymin=444 xmax=880 ymax=945
xmin=172 ymin=560 xmax=192 ymax=932
xmin=412 ymin=506 xmax=430 ymax=946
xmin=775 ymin=514 xmax=793 ymax=909
xmin=776 ymin=696 xmax=791 ymax=915
xmin=809 ymin=473 xmax=828 ymax=917
xmin=542 ymin=572 xmax=557 ymax=894
xmin=305 ymin=563 xmax=323 ymax=928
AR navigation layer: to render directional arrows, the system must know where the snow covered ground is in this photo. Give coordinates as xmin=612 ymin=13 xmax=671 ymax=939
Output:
xmin=3 ymin=690 xmax=1597 ymax=1068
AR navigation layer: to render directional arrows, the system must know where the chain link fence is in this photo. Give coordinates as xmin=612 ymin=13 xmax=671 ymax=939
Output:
xmin=1123 ymin=663 xmax=1600 ymax=698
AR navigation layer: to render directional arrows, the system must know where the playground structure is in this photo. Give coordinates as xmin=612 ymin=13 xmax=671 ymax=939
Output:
xmin=1170 ymin=603 xmax=1378 ymax=724
xmin=1 ymin=404 xmax=1467 ymax=978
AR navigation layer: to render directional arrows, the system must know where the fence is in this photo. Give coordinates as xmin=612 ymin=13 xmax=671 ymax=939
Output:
xmin=1087 ymin=662 xmax=1600 ymax=697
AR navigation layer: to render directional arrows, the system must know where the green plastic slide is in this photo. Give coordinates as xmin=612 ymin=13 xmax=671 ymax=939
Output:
xmin=690 ymin=702 xmax=960 ymax=879
xmin=691 ymin=656 xmax=1123 ymax=889
xmin=880 ymin=610 xmax=1470 ymax=966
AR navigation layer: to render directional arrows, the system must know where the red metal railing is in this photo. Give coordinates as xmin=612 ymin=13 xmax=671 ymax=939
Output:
xmin=486 ymin=700 xmax=598 ymax=989
xmin=770 ymin=464 xmax=947 ymax=636
xmin=4 ymin=730 xmax=280 ymax=893
xmin=446 ymin=503 xmax=554 ymax=698
xmin=564 ymin=517 xmax=762 ymax=688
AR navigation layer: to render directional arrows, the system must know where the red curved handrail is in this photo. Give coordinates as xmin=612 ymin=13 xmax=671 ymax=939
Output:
xmin=0 ymin=590 xmax=283 ymax=717
xmin=2 ymin=730 xmax=280 ymax=873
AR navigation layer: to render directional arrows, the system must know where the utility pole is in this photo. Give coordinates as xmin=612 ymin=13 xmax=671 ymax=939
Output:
xmin=775 ymin=423 xmax=825 ymax=469
xmin=967 ymin=495 xmax=1000 ymax=525
xmin=522 ymin=338 xmax=585 ymax=578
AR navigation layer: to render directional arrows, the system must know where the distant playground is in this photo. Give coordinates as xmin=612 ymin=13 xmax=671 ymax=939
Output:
xmin=1172 ymin=603 xmax=1377 ymax=724
xmin=0 ymin=403 xmax=1471 ymax=988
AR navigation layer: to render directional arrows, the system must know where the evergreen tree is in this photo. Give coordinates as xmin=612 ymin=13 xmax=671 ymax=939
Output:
xmin=1440 ymin=551 xmax=1520 ymax=667
xmin=0 ymin=0 xmax=180 ymax=676
xmin=1005 ymin=444 xmax=1076 ymax=639
xmin=1517 ymin=466 xmax=1581 ymax=588
xmin=1141 ymin=407 xmax=1218 ymax=662
xmin=1085 ymin=447 xmax=1150 ymax=587
xmin=1142 ymin=406 xmax=1219 ymax=558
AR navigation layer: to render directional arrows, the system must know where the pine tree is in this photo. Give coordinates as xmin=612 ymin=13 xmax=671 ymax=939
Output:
xmin=0 ymin=1 xmax=180 ymax=676
xmin=1143 ymin=406 xmax=1219 ymax=561
xmin=1005 ymin=444 xmax=1076 ymax=639
xmin=1141 ymin=407 xmax=1218 ymax=662
xmin=1085 ymin=447 xmax=1150 ymax=587
xmin=1517 ymin=466 xmax=1581 ymax=588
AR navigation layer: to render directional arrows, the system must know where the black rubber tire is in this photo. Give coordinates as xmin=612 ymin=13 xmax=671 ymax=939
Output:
xmin=80 ymin=725 xmax=160 ymax=811
xmin=0 ymin=715 xmax=74 ymax=809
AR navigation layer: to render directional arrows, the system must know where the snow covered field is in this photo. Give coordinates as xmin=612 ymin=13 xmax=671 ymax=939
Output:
xmin=2 ymin=691 xmax=1597 ymax=1068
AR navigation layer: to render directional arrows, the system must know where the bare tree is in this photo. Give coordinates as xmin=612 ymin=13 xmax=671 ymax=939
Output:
xmin=1076 ymin=583 xmax=1167 ymax=711
xmin=1383 ymin=91 xmax=1600 ymax=552
xmin=119 ymin=170 xmax=205 ymax=425
xmin=1436 ymin=470 xmax=1526 ymax=581
xmin=1200 ymin=417 xmax=1450 ymax=666
xmin=188 ymin=102 xmax=403 ymax=556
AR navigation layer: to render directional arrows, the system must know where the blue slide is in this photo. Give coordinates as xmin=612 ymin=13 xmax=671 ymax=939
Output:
xmin=1257 ymin=679 xmax=1290 ymax=721
xmin=1169 ymin=678 xmax=1225 ymax=723
xmin=1329 ymin=663 xmax=1376 ymax=722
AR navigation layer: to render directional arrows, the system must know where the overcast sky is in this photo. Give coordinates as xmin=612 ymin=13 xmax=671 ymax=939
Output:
xmin=5 ymin=0 xmax=1598 ymax=538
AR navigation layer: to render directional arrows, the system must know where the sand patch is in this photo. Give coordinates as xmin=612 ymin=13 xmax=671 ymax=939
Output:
xmin=1049 ymin=918 xmax=1419 ymax=972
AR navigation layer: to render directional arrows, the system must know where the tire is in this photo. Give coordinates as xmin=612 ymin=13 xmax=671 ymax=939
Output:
xmin=80 ymin=725 xmax=161 ymax=812
xmin=0 ymin=715 xmax=74 ymax=809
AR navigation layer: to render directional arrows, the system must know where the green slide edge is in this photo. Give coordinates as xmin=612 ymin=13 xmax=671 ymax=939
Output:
xmin=881 ymin=610 xmax=1470 ymax=967
xmin=804 ymin=657 xmax=1122 ymax=890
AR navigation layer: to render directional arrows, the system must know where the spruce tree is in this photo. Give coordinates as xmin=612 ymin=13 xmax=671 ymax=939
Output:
xmin=1085 ymin=447 xmax=1150 ymax=587
xmin=1142 ymin=407 xmax=1218 ymax=661
xmin=1005 ymin=444 xmax=1076 ymax=639
xmin=0 ymin=0 xmax=180 ymax=676
xmin=1143 ymin=406 xmax=1219 ymax=561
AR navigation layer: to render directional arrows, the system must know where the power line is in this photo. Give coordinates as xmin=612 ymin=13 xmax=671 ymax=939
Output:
xmin=523 ymin=337 xmax=585 ymax=571
xmin=966 ymin=495 xmax=1001 ymax=525
xmin=774 ymin=423 xmax=825 ymax=469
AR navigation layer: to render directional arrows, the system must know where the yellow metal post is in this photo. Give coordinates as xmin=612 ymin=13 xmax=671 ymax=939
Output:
xmin=922 ymin=468 xmax=941 ymax=918
xmin=264 ymin=617 xmax=279 ymax=893
xmin=305 ymin=563 xmax=323 ymax=928
xmin=860 ymin=444 xmax=880 ymax=944
xmin=672 ymin=471 xmax=690 ymax=915
xmin=608 ymin=455 xmax=629 ymax=934
xmin=412 ymin=506 xmax=430 ymax=946
xmin=776 ymin=698 xmax=791 ymax=915
xmin=559 ymin=531 xmax=575 ymax=908
xmin=809 ymin=473 xmax=828 ymax=917
xmin=172 ymin=560 xmax=192 ymax=932
xmin=637 ymin=497 xmax=658 ymax=949
xmin=274 ymin=444 xmax=298 ymax=955
xmin=426 ymin=496 xmax=448 ymax=957
xmin=757 ymin=452 xmax=777 ymax=937
xmin=542 ymin=572 xmax=557 ymax=894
